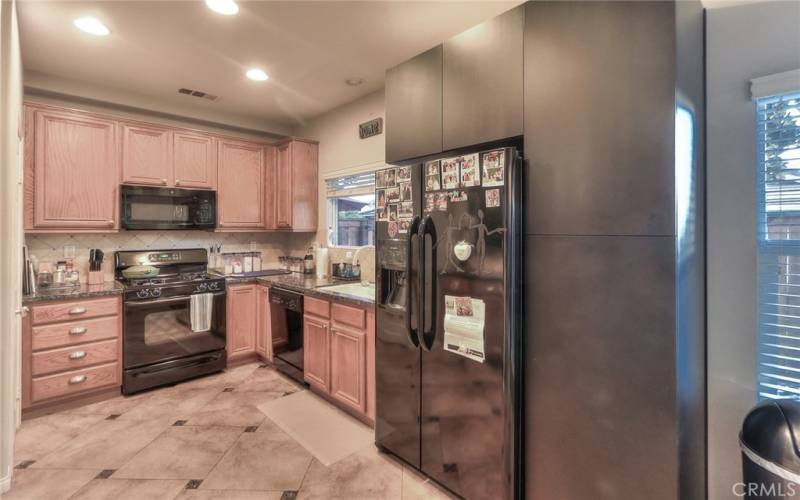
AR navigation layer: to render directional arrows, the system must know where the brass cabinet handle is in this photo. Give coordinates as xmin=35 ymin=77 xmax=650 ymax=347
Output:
xmin=69 ymin=326 xmax=87 ymax=335
xmin=68 ymin=307 xmax=87 ymax=315
xmin=69 ymin=351 xmax=87 ymax=360
xmin=161 ymin=178 xmax=168 ymax=185
xmin=69 ymin=375 xmax=87 ymax=385
xmin=175 ymin=180 xmax=181 ymax=186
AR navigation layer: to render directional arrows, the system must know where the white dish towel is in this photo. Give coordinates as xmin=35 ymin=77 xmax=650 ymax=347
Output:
xmin=190 ymin=293 xmax=213 ymax=333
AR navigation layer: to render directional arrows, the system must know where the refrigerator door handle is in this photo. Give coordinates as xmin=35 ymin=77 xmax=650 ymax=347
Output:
xmin=406 ymin=215 xmax=422 ymax=348
xmin=418 ymin=214 xmax=437 ymax=352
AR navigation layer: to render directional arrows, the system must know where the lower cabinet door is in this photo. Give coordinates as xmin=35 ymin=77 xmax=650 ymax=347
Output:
xmin=330 ymin=325 xmax=367 ymax=414
xmin=256 ymin=286 xmax=271 ymax=360
xmin=227 ymin=285 xmax=257 ymax=359
xmin=303 ymin=315 xmax=330 ymax=391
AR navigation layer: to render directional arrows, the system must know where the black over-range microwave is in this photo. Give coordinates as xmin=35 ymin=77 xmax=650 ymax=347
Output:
xmin=120 ymin=185 xmax=217 ymax=230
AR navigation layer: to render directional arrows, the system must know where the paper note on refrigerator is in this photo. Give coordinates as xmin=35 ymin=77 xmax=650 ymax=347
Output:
xmin=443 ymin=295 xmax=486 ymax=363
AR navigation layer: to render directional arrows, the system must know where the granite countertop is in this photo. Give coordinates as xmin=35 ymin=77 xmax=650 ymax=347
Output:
xmin=23 ymin=281 xmax=124 ymax=304
xmin=256 ymin=273 xmax=375 ymax=308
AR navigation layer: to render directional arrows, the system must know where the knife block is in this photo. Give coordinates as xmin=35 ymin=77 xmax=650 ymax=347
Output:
xmin=87 ymin=271 xmax=104 ymax=285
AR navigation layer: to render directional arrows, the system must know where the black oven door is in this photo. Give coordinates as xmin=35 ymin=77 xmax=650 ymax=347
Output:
xmin=120 ymin=185 xmax=216 ymax=230
xmin=123 ymin=292 xmax=226 ymax=369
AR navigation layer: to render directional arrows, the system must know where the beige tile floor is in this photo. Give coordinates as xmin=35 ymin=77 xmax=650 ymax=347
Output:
xmin=3 ymin=363 xmax=454 ymax=500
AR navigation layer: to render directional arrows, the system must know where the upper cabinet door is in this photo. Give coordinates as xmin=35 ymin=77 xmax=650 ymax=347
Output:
xmin=385 ymin=45 xmax=443 ymax=163
xmin=442 ymin=5 xmax=524 ymax=150
xmin=33 ymin=108 xmax=118 ymax=229
xmin=275 ymin=142 xmax=292 ymax=228
xmin=263 ymin=144 xmax=277 ymax=230
xmin=173 ymin=131 xmax=216 ymax=190
xmin=217 ymin=139 xmax=265 ymax=228
xmin=121 ymin=122 xmax=172 ymax=187
xmin=290 ymin=140 xmax=318 ymax=232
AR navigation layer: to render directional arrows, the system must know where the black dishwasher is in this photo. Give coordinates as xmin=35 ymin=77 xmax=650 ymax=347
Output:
xmin=269 ymin=287 xmax=305 ymax=385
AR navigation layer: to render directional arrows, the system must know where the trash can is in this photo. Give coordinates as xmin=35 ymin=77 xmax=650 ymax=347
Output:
xmin=740 ymin=400 xmax=800 ymax=499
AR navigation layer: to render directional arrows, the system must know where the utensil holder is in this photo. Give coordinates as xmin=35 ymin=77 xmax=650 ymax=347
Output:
xmin=88 ymin=271 xmax=104 ymax=285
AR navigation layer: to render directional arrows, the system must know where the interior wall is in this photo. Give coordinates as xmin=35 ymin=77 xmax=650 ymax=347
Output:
xmin=706 ymin=2 xmax=800 ymax=498
xmin=0 ymin=0 xmax=23 ymax=492
xmin=292 ymin=88 xmax=385 ymax=281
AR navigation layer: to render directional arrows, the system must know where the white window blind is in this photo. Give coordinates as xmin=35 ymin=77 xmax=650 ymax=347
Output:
xmin=757 ymin=90 xmax=800 ymax=400
xmin=326 ymin=171 xmax=376 ymax=198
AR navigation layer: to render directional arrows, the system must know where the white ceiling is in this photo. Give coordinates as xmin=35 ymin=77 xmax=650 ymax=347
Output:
xmin=18 ymin=1 xmax=520 ymax=132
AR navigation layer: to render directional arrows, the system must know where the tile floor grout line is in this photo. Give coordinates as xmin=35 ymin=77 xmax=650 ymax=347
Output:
xmin=296 ymin=455 xmax=316 ymax=494
xmin=189 ymin=425 xmax=248 ymax=487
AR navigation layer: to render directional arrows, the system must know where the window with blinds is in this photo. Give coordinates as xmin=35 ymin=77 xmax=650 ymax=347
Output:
xmin=757 ymin=91 xmax=800 ymax=400
xmin=325 ymin=171 xmax=376 ymax=247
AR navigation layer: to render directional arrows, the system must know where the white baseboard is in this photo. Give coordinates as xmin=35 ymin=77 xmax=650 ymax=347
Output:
xmin=0 ymin=469 xmax=11 ymax=494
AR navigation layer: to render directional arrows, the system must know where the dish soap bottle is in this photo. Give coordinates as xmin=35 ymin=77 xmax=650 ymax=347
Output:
xmin=304 ymin=246 xmax=315 ymax=275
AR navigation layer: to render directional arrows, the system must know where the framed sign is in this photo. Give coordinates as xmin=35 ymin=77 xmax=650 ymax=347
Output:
xmin=359 ymin=117 xmax=383 ymax=139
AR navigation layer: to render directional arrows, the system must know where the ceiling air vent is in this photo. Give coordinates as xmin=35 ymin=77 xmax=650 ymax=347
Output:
xmin=177 ymin=88 xmax=219 ymax=102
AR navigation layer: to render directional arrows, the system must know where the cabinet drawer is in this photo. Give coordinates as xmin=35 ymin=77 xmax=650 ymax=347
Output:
xmin=31 ymin=297 xmax=119 ymax=325
xmin=32 ymin=339 xmax=118 ymax=377
xmin=31 ymin=362 xmax=119 ymax=403
xmin=332 ymin=303 xmax=365 ymax=330
xmin=32 ymin=315 xmax=119 ymax=351
xmin=305 ymin=296 xmax=330 ymax=319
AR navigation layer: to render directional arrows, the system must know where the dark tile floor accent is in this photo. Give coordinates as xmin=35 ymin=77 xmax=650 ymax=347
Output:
xmin=96 ymin=469 xmax=116 ymax=479
xmin=244 ymin=426 xmax=258 ymax=433
xmin=281 ymin=491 xmax=298 ymax=500
xmin=105 ymin=414 xmax=121 ymax=420
xmin=15 ymin=460 xmax=35 ymax=469
xmin=443 ymin=463 xmax=458 ymax=473
xmin=173 ymin=420 xmax=188 ymax=426
xmin=223 ymin=387 xmax=235 ymax=392
xmin=185 ymin=479 xmax=203 ymax=489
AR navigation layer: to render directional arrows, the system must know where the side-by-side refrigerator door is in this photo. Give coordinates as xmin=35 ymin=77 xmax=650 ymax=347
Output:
xmin=417 ymin=148 xmax=519 ymax=499
xmin=374 ymin=163 xmax=423 ymax=468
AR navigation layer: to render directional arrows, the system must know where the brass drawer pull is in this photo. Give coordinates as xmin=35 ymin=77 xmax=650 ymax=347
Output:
xmin=68 ymin=307 xmax=87 ymax=316
xmin=68 ymin=351 xmax=87 ymax=360
xmin=69 ymin=327 xmax=88 ymax=335
xmin=69 ymin=375 xmax=87 ymax=385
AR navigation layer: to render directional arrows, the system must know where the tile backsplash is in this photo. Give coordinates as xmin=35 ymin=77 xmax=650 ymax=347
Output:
xmin=25 ymin=231 xmax=376 ymax=284
xmin=26 ymin=231 xmax=314 ymax=283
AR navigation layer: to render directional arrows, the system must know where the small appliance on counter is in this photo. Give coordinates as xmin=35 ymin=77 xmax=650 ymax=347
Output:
xmin=279 ymin=256 xmax=307 ymax=274
xmin=331 ymin=262 xmax=361 ymax=281
xmin=218 ymin=251 xmax=262 ymax=275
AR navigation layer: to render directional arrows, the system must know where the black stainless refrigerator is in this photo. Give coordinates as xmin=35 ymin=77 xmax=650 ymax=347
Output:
xmin=375 ymin=145 xmax=523 ymax=500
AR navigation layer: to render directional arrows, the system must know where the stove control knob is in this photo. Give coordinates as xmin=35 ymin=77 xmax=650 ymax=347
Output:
xmin=137 ymin=289 xmax=151 ymax=298
xmin=196 ymin=283 xmax=208 ymax=293
xmin=209 ymin=282 xmax=220 ymax=291
xmin=151 ymin=288 xmax=162 ymax=298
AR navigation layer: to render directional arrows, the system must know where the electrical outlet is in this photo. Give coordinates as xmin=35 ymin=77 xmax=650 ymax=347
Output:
xmin=63 ymin=245 xmax=76 ymax=259
xmin=250 ymin=241 xmax=257 ymax=251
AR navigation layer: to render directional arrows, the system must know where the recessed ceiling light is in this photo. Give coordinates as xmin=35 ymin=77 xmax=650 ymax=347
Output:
xmin=246 ymin=68 xmax=269 ymax=81
xmin=205 ymin=0 xmax=239 ymax=16
xmin=346 ymin=78 xmax=365 ymax=87
xmin=73 ymin=17 xmax=110 ymax=36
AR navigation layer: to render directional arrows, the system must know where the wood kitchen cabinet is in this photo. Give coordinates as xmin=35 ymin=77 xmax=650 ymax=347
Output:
xmin=275 ymin=139 xmax=318 ymax=231
xmin=226 ymin=284 xmax=257 ymax=362
xmin=26 ymin=105 xmax=119 ymax=231
xmin=303 ymin=315 xmax=331 ymax=392
xmin=442 ymin=5 xmax=524 ymax=150
xmin=121 ymin=122 xmax=173 ymax=187
xmin=385 ymin=45 xmax=443 ymax=163
xmin=256 ymin=285 xmax=271 ymax=360
xmin=173 ymin=131 xmax=216 ymax=189
xmin=217 ymin=139 xmax=265 ymax=230
xmin=21 ymin=296 xmax=122 ymax=414
xmin=303 ymin=295 xmax=375 ymax=424
xmin=330 ymin=325 xmax=367 ymax=414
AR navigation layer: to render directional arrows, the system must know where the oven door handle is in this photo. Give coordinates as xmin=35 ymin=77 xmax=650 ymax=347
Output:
xmin=125 ymin=292 xmax=225 ymax=307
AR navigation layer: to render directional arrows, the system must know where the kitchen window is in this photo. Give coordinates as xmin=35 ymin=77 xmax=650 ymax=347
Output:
xmin=756 ymin=88 xmax=800 ymax=400
xmin=326 ymin=171 xmax=376 ymax=247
